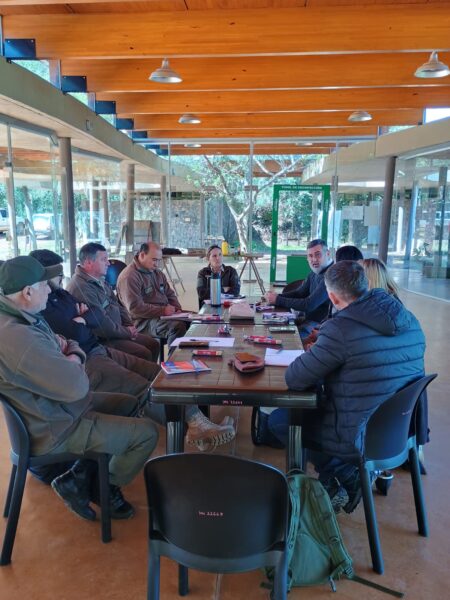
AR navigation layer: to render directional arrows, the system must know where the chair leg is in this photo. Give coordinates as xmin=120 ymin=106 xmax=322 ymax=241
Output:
xmin=147 ymin=548 xmax=161 ymax=600
xmin=97 ymin=456 xmax=111 ymax=543
xmin=3 ymin=465 xmax=17 ymax=519
xmin=178 ymin=564 xmax=189 ymax=596
xmin=359 ymin=465 xmax=384 ymax=575
xmin=1 ymin=462 xmax=27 ymax=566
xmin=272 ymin=552 xmax=288 ymax=600
xmin=409 ymin=447 xmax=429 ymax=537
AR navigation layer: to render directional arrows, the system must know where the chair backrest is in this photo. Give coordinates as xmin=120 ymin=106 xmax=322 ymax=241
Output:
xmin=364 ymin=374 xmax=437 ymax=461
xmin=282 ymin=279 xmax=304 ymax=294
xmin=144 ymin=454 xmax=288 ymax=559
xmin=0 ymin=396 xmax=30 ymax=458
xmin=105 ymin=259 xmax=127 ymax=289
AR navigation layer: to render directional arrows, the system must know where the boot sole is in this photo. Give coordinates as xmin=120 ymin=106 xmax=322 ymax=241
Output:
xmin=186 ymin=429 xmax=236 ymax=451
xmin=51 ymin=480 xmax=97 ymax=522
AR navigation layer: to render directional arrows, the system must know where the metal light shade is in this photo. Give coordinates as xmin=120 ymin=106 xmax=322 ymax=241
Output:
xmin=178 ymin=114 xmax=202 ymax=124
xmin=348 ymin=110 xmax=373 ymax=122
xmin=149 ymin=58 xmax=182 ymax=83
xmin=414 ymin=51 xmax=450 ymax=78
xmin=184 ymin=143 xmax=202 ymax=148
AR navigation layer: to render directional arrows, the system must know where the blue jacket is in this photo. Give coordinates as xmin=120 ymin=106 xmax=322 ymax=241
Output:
xmin=285 ymin=289 xmax=425 ymax=456
xmin=275 ymin=263 xmax=332 ymax=322
xmin=41 ymin=288 xmax=105 ymax=356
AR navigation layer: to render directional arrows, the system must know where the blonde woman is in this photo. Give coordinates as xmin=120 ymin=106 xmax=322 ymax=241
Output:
xmin=360 ymin=258 xmax=400 ymax=299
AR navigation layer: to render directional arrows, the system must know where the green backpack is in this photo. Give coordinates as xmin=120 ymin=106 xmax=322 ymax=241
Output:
xmin=265 ymin=472 xmax=404 ymax=597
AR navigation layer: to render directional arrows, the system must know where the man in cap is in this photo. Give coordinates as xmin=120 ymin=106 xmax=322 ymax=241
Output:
xmin=0 ymin=255 xmax=158 ymax=521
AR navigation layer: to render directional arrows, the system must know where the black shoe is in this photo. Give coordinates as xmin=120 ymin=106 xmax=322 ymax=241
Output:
xmin=339 ymin=470 xmax=363 ymax=514
xmin=92 ymin=484 xmax=135 ymax=520
xmin=51 ymin=471 xmax=96 ymax=521
xmin=321 ymin=477 xmax=349 ymax=514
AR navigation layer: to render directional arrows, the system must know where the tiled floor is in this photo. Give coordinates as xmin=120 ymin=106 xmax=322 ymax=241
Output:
xmin=0 ymin=256 xmax=449 ymax=599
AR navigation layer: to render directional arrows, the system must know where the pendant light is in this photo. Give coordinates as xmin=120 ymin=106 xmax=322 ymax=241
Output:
xmin=149 ymin=58 xmax=182 ymax=84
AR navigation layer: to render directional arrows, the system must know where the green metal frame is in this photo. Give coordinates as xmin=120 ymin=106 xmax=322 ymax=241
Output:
xmin=270 ymin=184 xmax=330 ymax=283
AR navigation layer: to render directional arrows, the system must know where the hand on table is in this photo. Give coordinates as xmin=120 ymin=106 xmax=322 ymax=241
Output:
xmin=163 ymin=305 xmax=176 ymax=316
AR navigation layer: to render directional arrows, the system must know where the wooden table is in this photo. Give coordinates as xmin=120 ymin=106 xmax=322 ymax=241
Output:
xmin=150 ymin=320 xmax=317 ymax=470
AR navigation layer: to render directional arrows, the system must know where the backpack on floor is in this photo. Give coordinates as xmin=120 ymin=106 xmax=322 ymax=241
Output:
xmin=264 ymin=471 xmax=404 ymax=597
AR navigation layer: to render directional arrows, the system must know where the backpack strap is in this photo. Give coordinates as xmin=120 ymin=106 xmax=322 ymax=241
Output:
xmin=348 ymin=574 xmax=404 ymax=598
xmin=308 ymin=478 xmax=354 ymax=580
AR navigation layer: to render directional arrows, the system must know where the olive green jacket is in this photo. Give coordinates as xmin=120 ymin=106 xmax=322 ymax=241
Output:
xmin=0 ymin=294 xmax=91 ymax=455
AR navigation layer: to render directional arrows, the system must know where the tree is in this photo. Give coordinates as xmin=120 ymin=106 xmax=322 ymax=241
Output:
xmin=172 ymin=154 xmax=317 ymax=251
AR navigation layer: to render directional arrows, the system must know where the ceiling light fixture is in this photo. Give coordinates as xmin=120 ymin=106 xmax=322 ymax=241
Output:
xmin=348 ymin=110 xmax=373 ymax=122
xmin=296 ymin=142 xmax=313 ymax=146
xmin=178 ymin=114 xmax=201 ymax=124
xmin=184 ymin=143 xmax=202 ymax=148
xmin=149 ymin=58 xmax=182 ymax=84
xmin=414 ymin=51 xmax=450 ymax=78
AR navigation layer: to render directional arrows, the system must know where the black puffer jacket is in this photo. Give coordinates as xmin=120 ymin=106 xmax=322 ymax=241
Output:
xmin=286 ymin=289 xmax=426 ymax=457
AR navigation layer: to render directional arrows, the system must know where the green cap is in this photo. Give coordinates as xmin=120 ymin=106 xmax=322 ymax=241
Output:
xmin=0 ymin=256 xmax=61 ymax=295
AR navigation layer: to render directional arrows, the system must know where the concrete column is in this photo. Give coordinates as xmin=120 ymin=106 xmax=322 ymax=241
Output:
xmin=160 ymin=175 xmax=168 ymax=245
xmin=436 ymin=166 xmax=448 ymax=270
xmin=59 ymin=137 xmax=77 ymax=274
xmin=404 ymin=181 xmax=418 ymax=262
xmin=101 ymin=181 xmax=110 ymax=243
xmin=125 ymin=163 xmax=135 ymax=263
xmin=90 ymin=178 xmax=99 ymax=239
xmin=378 ymin=156 xmax=397 ymax=264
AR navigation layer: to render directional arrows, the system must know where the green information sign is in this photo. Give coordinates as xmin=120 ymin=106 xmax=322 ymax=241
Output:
xmin=270 ymin=184 xmax=330 ymax=283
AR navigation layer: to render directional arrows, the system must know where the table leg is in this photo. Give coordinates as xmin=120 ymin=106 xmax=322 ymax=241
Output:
xmin=165 ymin=405 xmax=185 ymax=454
xmin=169 ymin=256 xmax=186 ymax=292
xmin=286 ymin=424 xmax=303 ymax=472
xmin=238 ymin=257 xmax=249 ymax=279
xmin=251 ymin=259 xmax=266 ymax=295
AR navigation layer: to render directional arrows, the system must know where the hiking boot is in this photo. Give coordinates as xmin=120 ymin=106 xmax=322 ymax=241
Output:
xmin=186 ymin=411 xmax=236 ymax=452
xmin=321 ymin=477 xmax=349 ymax=514
xmin=51 ymin=471 xmax=96 ymax=521
xmin=341 ymin=470 xmax=376 ymax=514
xmin=91 ymin=484 xmax=135 ymax=520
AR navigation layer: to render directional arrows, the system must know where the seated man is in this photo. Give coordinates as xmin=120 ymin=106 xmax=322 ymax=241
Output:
xmin=66 ymin=242 xmax=159 ymax=362
xmin=264 ymin=238 xmax=333 ymax=332
xmin=0 ymin=256 xmax=159 ymax=520
xmin=30 ymin=249 xmax=160 ymax=401
xmin=31 ymin=249 xmax=235 ymax=452
xmin=116 ymin=242 xmax=187 ymax=347
xmin=269 ymin=261 xmax=425 ymax=513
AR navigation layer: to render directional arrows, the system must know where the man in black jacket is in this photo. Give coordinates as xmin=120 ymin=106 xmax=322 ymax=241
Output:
xmin=264 ymin=239 xmax=333 ymax=329
xmin=270 ymin=261 xmax=425 ymax=513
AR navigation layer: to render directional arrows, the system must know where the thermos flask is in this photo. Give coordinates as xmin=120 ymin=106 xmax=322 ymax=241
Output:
xmin=210 ymin=272 xmax=221 ymax=307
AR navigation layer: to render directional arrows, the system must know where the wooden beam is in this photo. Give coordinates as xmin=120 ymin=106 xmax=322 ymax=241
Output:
xmin=106 ymin=87 xmax=450 ymax=114
xmin=60 ymin=53 xmax=450 ymax=93
xmin=141 ymin=126 xmax=378 ymax=138
xmin=130 ymin=109 xmax=422 ymax=130
xmin=4 ymin=6 xmax=450 ymax=58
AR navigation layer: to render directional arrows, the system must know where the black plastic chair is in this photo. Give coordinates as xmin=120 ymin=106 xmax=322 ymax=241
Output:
xmin=281 ymin=279 xmax=304 ymax=294
xmin=303 ymin=373 xmax=437 ymax=575
xmin=144 ymin=454 xmax=289 ymax=600
xmin=105 ymin=258 xmax=127 ymax=290
xmin=0 ymin=397 xmax=112 ymax=566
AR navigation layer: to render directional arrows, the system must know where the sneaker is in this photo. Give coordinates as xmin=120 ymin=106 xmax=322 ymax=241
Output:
xmin=219 ymin=415 xmax=235 ymax=428
xmin=321 ymin=477 xmax=349 ymax=514
xmin=341 ymin=470 xmax=376 ymax=514
xmin=91 ymin=484 xmax=135 ymax=520
xmin=186 ymin=411 xmax=236 ymax=452
xmin=51 ymin=471 xmax=96 ymax=521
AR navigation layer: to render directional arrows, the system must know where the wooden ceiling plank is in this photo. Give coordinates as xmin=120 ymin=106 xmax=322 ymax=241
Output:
xmin=141 ymin=126 xmax=378 ymax=137
xmin=104 ymin=86 xmax=450 ymax=113
xmin=130 ymin=109 xmax=422 ymax=129
xmin=3 ymin=5 xmax=450 ymax=58
xmin=59 ymin=53 xmax=450 ymax=92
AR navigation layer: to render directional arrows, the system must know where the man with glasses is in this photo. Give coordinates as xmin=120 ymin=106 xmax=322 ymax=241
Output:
xmin=116 ymin=242 xmax=187 ymax=346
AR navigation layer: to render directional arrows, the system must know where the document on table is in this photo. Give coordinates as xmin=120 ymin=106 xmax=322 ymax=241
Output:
xmin=170 ymin=336 xmax=236 ymax=348
xmin=160 ymin=312 xmax=192 ymax=321
xmin=264 ymin=348 xmax=304 ymax=367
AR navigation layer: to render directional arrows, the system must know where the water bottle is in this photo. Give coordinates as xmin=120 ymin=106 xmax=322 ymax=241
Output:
xmin=210 ymin=272 xmax=221 ymax=307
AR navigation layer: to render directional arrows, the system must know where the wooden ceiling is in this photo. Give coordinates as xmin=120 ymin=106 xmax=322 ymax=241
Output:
xmin=1 ymin=0 xmax=450 ymax=156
